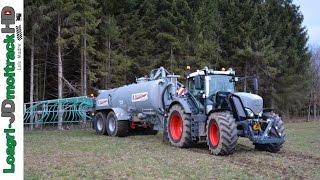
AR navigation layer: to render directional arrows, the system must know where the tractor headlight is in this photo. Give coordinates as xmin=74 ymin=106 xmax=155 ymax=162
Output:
xmin=245 ymin=108 xmax=255 ymax=117
xmin=258 ymin=111 xmax=263 ymax=117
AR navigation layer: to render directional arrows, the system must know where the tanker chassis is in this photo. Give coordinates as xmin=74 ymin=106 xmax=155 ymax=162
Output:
xmin=94 ymin=67 xmax=285 ymax=155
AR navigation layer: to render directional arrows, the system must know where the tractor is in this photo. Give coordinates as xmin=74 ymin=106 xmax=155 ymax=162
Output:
xmin=94 ymin=67 xmax=285 ymax=155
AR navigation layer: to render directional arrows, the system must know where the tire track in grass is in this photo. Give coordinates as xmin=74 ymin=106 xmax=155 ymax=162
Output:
xmin=219 ymin=144 xmax=305 ymax=179
xmin=279 ymin=151 xmax=320 ymax=165
xmin=186 ymin=143 xmax=307 ymax=179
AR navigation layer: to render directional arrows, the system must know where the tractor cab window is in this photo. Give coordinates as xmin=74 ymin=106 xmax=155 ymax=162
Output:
xmin=188 ymin=76 xmax=205 ymax=110
xmin=188 ymin=76 xmax=205 ymax=98
xmin=208 ymin=75 xmax=235 ymax=97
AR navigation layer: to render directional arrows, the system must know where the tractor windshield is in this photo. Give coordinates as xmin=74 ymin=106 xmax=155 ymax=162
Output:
xmin=208 ymin=75 xmax=235 ymax=96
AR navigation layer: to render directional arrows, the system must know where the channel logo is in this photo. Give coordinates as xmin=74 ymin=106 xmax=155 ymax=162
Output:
xmin=1 ymin=6 xmax=15 ymax=33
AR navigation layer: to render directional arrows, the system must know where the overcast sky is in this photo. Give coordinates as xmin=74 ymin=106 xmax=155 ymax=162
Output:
xmin=294 ymin=0 xmax=320 ymax=46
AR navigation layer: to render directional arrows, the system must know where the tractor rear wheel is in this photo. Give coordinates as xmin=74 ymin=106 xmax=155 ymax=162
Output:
xmin=254 ymin=113 xmax=285 ymax=153
xmin=106 ymin=111 xmax=128 ymax=137
xmin=207 ymin=112 xmax=238 ymax=155
xmin=94 ymin=112 xmax=107 ymax=135
xmin=167 ymin=104 xmax=192 ymax=147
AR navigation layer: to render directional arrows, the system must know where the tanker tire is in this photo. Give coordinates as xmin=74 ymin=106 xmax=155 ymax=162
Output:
xmin=106 ymin=111 xmax=128 ymax=137
xmin=94 ymin=112 xmax=107 ymax=135
xmin=207 ymin=112 xmax=238 ymax=155
xmin=254 ymin=113 xmax=285 ymax=153
xmin=167 ymin=104 xmax=192 ymax=148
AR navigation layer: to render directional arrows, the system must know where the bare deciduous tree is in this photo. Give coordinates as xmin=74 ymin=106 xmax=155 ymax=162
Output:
xmin=308 ymin=45 xmax=320 ymax=121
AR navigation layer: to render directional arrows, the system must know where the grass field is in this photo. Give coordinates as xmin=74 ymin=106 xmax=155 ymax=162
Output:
xmin=25 ymin=121 xmax=320 ymax=180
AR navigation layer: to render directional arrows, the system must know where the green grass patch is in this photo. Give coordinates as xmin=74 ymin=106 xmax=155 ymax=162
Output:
xmin=25 ymin=122 xmax=320 ymax=179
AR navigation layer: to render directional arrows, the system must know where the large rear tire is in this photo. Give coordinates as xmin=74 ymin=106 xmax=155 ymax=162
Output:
xmin=167 ymin=104 xmax=192 ymax=147
xmin=254 ymin=112 xmax=285 ymax=153
xmin=94 ymin=112 xmax=107 ymax=135
xmin=207 ymin=112 xmax=238 ymax=155
xmin=106 ymin=112 xmax=128 ymax=137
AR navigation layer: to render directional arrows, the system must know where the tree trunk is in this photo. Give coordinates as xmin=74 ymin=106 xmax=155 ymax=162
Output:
xmin=271 ymin=82 xmax=274 ymax=109
xmin=30 ymin=34 xmax=35 ymax=130
xmin=314 ymin=93 xmax=317 ymax=120
xmin=307 ymin=90 xmax=312 ymax=122
xmin=57 ymin=13 xmax=63 ymax=130
xmin=107 ymin=17 xmax=111 ymax=89
xmin=105 ymin=39 xmax=108 ymax=89
xmin=35 ymin=57 xmax=39 ymax=102
xmin=124 ymin=58 xmax=127 ymax=84
xmin=170 ymin=45 xmax=173 ymax=72
xmin=83 ymin=19 xmax=87 ymax=96
xmin=81 ymin=33 xmax=84 ymax=95
xmin=244 ymin=59 xmax=248 ymax=92
xmin=35 ymin=50 xmax=39 ymax=128
xmin=317 ymin=105 xmax=320 ymax=120
xmin=42 ymin=33 xmax=49 ymax=100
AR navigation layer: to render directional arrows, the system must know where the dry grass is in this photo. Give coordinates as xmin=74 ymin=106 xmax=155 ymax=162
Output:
xmin=25 ymin=121 xmax=320 ymax=179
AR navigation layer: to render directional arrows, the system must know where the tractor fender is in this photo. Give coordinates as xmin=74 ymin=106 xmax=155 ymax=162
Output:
xmin=169 ymin=98 xmax=192 ymax=114
xmin=111 ymin=108 xmax=130 ymax=121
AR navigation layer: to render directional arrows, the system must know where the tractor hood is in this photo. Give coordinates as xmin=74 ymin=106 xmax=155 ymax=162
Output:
xmin=233 ymin=92 xmax=263 ymax=115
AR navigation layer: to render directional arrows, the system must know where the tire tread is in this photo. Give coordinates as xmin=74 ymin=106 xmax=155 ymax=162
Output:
xmin=207 ymin=112 xmax=238 ymax=155
xmin=167 ymin=104 xmax=193 ymax=148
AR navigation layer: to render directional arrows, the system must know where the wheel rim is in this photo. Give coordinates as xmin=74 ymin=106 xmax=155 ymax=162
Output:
xmin=169 ymin=112 xmax=183 ymax=141
xmin=97 ymin=117 xmax=103 ymax=131
xmin=209 ymin=122 xmax=219 ymax=146
xmin=108 ymin=116 xmax=116 ymax=132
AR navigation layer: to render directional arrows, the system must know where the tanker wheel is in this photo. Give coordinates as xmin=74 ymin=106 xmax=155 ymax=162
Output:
xmin=167 ymin=104 xmax=192 ymax=147
xmin=254 ymin=113 xmax=285 ymax=153
xmin=106 ymin=111 xmax=128 ymax=137
xmin=207 ymin=112 xmax=238 ymax=155
xmin=94 ymin=112 xmax=107 ymax=135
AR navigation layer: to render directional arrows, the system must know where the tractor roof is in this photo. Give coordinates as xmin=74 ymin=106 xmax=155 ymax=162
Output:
xmin=187 ymin=67 xmax=235 ymax=78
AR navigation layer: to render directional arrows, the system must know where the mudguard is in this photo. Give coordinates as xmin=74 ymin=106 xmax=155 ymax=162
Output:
xmin=111 ymin=107 xmax=130 ymax=120
xmin=170 ymin=98 xmax=192 ymax=114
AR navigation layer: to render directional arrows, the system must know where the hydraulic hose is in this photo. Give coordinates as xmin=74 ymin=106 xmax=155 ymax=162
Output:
xmin=161 ymin=83 xmax=173 ymax=115
xmin=186 ymin=92 xmax=200 ymax=114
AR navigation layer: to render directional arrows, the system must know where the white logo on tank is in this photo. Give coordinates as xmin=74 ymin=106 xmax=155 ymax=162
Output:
xmin=132 ymin=92 xmax=148 ymax=102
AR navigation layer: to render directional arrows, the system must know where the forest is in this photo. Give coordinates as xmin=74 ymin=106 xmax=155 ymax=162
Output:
xmin=24 ymin=0 xmax=319 ymax=118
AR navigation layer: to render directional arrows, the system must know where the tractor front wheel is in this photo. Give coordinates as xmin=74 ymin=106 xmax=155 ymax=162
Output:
xmin=207 ymin=112 xmax=238 ymax=155
xmin=106 ymin=111 xmax=128 ymax=137
xmin=167 ymin=104 xmax=192 ymax=147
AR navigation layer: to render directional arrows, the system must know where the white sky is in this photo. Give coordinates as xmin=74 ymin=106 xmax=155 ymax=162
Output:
xmin=294 ymin=0 xmax=320 ymax=46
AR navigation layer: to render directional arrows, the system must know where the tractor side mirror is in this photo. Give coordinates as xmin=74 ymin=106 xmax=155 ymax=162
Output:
xmin=194 ymin=76 xmax=202 ymax=90
xmin=230 ymin=77 xmax=239 ymax=82
xmin=253 ymin=78 xmax=258 ymax=94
